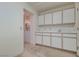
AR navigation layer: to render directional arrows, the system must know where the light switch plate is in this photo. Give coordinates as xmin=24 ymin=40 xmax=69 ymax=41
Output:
xmin=20 ymin=26 xmax=22 ymax=30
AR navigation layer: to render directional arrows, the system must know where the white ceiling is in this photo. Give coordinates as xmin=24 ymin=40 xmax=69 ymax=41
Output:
xmin=27 ymin=2 xmax=74 ymax=12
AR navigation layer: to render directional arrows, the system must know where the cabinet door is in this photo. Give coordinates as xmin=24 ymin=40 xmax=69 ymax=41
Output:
xmin=38 ymin=15 xmax=44 ymax=25
xmin=45 ymin=13 xmax=52 ymax=24
xmin=76 ymin=4 xmax=79 ymax=28
xmin=63 ymin=8 xmax=75 ymax=23
xmin=63 ymin=38 xmax=76 ymax=51
xmin=53 ymin=11 xmax=62 ymax=24
xmin=36 ymin=35 xmax=42 ymax=44
xmin=43 ymin=36 xmax=50 ymax=46
xmin=51 ymin=37 xmax=62 ymax=48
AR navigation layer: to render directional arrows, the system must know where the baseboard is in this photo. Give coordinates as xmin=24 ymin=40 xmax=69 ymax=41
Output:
xmin=36 ymin=44 xmax=77 ymax=54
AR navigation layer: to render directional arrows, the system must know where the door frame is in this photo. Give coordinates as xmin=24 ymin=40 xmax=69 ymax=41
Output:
xmin=23 ymin=8 xmax=33 ymax=44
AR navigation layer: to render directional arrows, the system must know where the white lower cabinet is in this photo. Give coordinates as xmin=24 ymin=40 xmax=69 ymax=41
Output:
xmin=36 ymin=32 xmax=77 ymax=52
xmin=43 ymin=36 xmax=50 ymax=46
xmin=36 ymin=35 xmax=42 ymax=44
xmin=63 ymin=38 xmax=77 ymax=51
xmin=51 ymin=37 xmax=62 ymax=48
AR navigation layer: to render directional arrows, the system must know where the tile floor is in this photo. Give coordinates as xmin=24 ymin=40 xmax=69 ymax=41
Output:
xmin=18 ymin=43 xmax=77 ymax=57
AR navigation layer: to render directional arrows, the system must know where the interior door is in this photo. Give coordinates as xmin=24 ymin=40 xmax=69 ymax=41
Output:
xmin=51 ymin=37 xmax=62 ymax=48
xmin=63 ymin=38 xmax=76 ymax=51
xmin=45 ymin=13 xmax=52 ymax=24
xmin=63 ymin=8 xmax=75 ymax=24
xmin=53 ymin=11 xmax=62 ymax=24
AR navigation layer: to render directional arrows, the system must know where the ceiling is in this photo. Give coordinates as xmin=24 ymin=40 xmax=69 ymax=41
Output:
xmin=27 ymin=2 xmax=74 ymax=12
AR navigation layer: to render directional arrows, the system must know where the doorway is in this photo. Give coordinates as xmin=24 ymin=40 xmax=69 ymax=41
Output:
xmin=23 ymin=9 xmax=32 ymax=44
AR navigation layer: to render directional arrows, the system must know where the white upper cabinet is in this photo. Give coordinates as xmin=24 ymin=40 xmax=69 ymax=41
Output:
xmin=45 ymin=13 xmax=52 ymax=24
xmin=63 ymin=8 xmax=75 ymax=24
xmin=38 ymin=15 xmax=44 ymax=25
xmin=53 ymin=11 xmax=62 ymax=24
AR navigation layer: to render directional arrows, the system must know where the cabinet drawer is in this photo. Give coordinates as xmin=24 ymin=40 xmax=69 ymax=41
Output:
xmin=51 ymin=33 xmax=61 ymax=36
xmin=43 ymin=33 xmax=50 ymax=36
xmin=36 ymin=32 xmax=42 ymax=35
xmin=63 ymin=34 xmax=76 ymax=38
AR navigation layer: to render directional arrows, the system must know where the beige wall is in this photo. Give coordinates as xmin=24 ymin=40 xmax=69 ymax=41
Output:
xmin=0 ymin=2 xmax=37 ymax=56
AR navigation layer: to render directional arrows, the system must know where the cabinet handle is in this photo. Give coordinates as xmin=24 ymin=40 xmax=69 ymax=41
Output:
xmin=77 ymin=8 xmax=78 ymax=11
xmin=77 ymin=28 xmax=79 ymax=30
xmin=77 ymin=47 xmax=79 ymax=50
